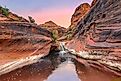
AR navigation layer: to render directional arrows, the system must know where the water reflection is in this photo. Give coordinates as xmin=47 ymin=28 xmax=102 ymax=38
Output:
xmin=75 ymin=60 xmax=119 ymax=81
xmin=46 ymin=61 xmax=81 ymax=81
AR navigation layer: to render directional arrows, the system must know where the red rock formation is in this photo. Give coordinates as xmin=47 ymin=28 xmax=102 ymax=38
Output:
xmin=64 ymin=3 xmax=91 ymax=41
xmin=69 ymin=3 xmax=91 ymax=29
xmin=0 ymin=22 xmax=52 ymax=65
xmin=40 ymin=21 xmax=66 ymax=37
xmin=67 ymin=0 xmax=121 ymax=76
xmin=0 ymin=7 xmax=52 ymax=65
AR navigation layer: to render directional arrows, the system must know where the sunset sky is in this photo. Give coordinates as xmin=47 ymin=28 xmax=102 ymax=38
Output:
xmin=0 ymin=0 xmax=92 ymax=27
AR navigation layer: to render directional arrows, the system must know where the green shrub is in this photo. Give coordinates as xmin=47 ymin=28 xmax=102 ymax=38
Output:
xmin=0 ymin=6 xmax=9 ymax=16
xmin=51 ymin=30 xmax=58 ymax=42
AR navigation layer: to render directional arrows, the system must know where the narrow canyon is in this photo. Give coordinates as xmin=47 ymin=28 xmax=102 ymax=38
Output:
xmin=0 ymin=0 xmax=121 ymax=81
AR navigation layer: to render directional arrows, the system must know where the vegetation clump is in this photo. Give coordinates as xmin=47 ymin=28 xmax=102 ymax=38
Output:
xmin=0 ymin=6 xmax=9 ymax=17
xmin=51 ymin=30 xmax=58 ymax=42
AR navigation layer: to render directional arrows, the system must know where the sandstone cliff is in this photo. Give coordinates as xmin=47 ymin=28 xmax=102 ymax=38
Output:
xmin=65 ymin=3 xmax=91 ymax=41
xmin=66 ymin=0 xmax=121 ymax=76
xmin=0 ymin=7 xmax=53 ymax=66
xmin=0 ymin=22 xmax=52 ymax=64
xmin=69 ymin=3 xmax=91 ymax=29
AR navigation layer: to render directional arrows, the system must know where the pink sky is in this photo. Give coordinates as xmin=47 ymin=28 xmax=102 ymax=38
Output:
xmin=1 ymin=0 xmax=92 ymax=27
xmin=19 ymin=8 xmax=76 ymax=27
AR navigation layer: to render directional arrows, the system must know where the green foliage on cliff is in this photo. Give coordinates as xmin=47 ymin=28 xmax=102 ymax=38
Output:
xmin=51 ymin=30 xmax=58 ymax=42
xmin=0 ymin=6 xmax=9 ymax=17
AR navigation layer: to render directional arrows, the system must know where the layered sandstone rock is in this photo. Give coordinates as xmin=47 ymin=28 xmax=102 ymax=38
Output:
xmin=65 ymin=3 xmax=91 ymax=41
xmin=67 ymin=0 xmax=121 ymax=76
xmin=69 ymin=3 xmax=90 ymax=29
xmin=40 ymin=21 xmax=66 ymax=37
xmin=0 ymin=22 xmax=52 ymax=65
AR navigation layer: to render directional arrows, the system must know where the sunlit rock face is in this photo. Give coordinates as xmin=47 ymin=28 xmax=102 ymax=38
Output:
xmin=65 ymin=3 xmax=91 ymax=40
xmin=0 ymin=6 xmax=54 ymax=70
xmin=0 ymin=22 xmax=52 ymax=64
xmin=66 ymin=0 xmax=121 ymax=76
xmin=69 ymin=3 xmax=91 ymax=29
xmin=40 ymin=21 xmax=66 ymax=37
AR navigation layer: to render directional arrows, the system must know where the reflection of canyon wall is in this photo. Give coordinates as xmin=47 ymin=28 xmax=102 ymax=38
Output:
xmin=67 ymin=0 xmax=121 ymax=76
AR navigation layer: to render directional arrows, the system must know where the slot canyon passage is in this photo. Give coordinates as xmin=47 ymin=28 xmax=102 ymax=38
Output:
xmin=0 ymin=0 xmax=121 ymax=81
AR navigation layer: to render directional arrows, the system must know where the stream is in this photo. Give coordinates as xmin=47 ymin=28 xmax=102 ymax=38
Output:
xmin=0 ymin=42 xmax=119 ymax=81
xmin=46 ymin=42 xmax=80 ymax=81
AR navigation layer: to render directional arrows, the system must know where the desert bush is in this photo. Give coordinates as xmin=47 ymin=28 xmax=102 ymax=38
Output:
xmin=51 ymin=30 xmax=58 ymax=42
xmin=0 ymin=6 xmax=9 ymax=16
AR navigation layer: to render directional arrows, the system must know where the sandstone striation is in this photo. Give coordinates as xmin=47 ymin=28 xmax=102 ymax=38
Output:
xmin=65 ymin=3 xmax=91 ymax=41
xmin=0 ymin=6 xmax=53 ymax=68
xmin=0 ymin=22 xmax=52 ymax=65
xmin=67 ymin=0 xmax=121 ymax=76
xmin=69 ymin=3 xmax=91 ymax=29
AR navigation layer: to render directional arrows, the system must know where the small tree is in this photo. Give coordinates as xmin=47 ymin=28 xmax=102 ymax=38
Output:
xmin=28 ymin=16 xmax=35 ymax=23
xmin=1 ymin=6 xmax=9 ymax=17
xmin=51 ymin=30 xmax=58 ymax=42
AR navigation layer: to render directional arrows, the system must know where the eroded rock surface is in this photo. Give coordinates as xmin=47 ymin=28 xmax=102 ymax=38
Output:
xmin=67 ymin=0 xmax=121 ymax=76
xmin=69 ymin=3 xmax=91 ymax=29
xmin=65 ymin=3 xmax=91 ymax=41
xmin=0 ymin=21 xmax=52 ymax=65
